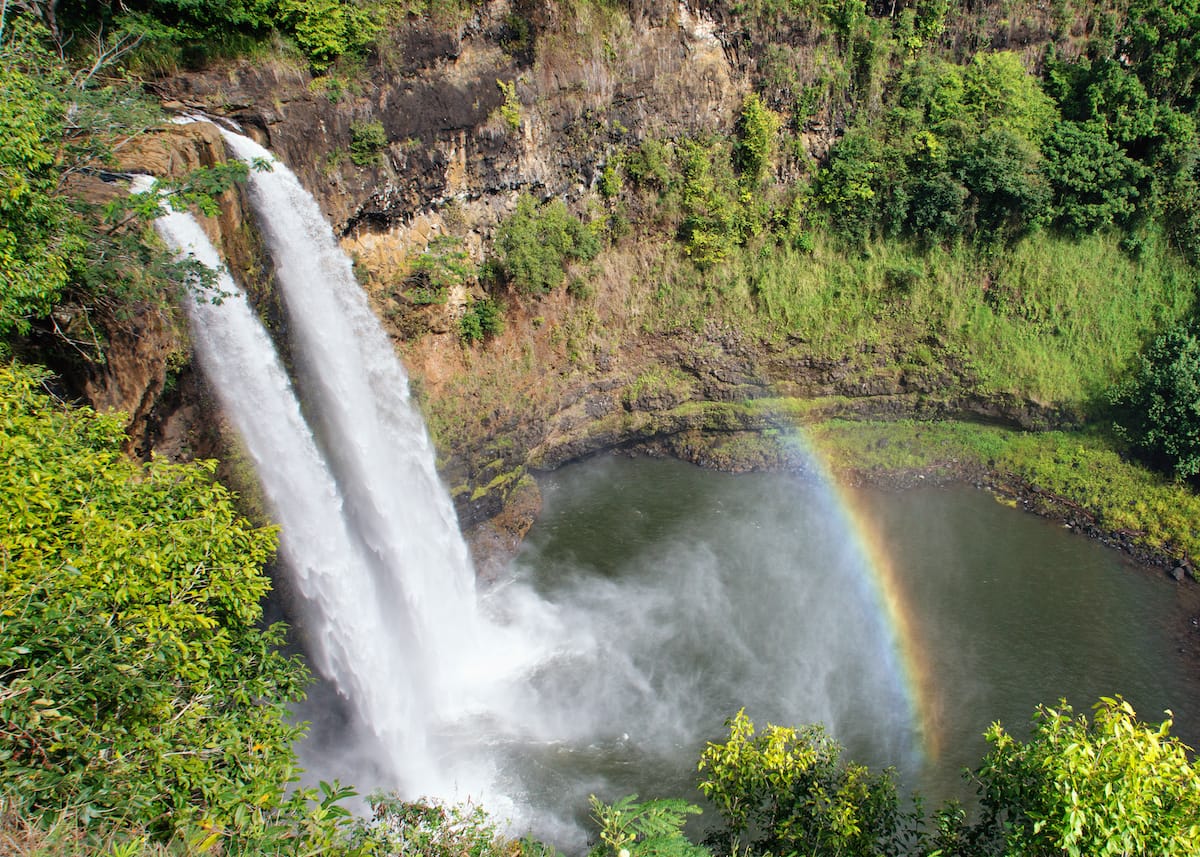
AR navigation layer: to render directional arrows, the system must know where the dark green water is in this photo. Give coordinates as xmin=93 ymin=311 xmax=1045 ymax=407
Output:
xmin=499 ymin=453 xmax=1200 ymax=846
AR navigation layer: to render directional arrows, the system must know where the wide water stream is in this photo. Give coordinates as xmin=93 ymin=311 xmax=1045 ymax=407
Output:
xmin=489 ymin=453 xmax=1200 ymax=846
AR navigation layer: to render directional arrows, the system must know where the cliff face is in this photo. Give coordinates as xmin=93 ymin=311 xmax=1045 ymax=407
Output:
xmin=57 ymin=123 xmax=268 ymax=464
xmin=156 ymin=1 xmax=740 ymax=231
xmin=132 ymin=1 xmax=1079 ymax=561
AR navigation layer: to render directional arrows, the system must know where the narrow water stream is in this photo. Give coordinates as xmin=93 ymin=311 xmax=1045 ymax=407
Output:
xmin=498 ymin=453 xmax=1200 ymax=846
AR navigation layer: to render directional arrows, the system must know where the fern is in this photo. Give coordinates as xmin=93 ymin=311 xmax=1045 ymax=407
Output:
xmin=588 ymin=795 xmax=709 ymax=857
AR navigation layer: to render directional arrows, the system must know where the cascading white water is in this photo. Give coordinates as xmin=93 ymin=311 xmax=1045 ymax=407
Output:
xmin=220 ymin=131 xmax=479 ymax=665
xmin=137 ymin=171 xmax=499 ymax=799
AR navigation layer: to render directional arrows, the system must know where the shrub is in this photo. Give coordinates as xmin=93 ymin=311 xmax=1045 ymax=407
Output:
xmin=677 ymin=138 xmax=740 ymax=267
xmin=599 ymin=159 xmax=623 ymax=199
xmin=0 ymin=362 xmax=306 ymax=836
xmin=494 ymin=194 xmax=598 ymax=294
xmin=698 ymin=710 xmax=911 ymax=857
xmin=459 ymin=297 xmax=504 ymax=343
xmin=904 ymin=169 xmax=966 ymax=243
xmin=276 ymin=0 xmax=380 ymax=70
xmin=588 ymin=795 xmax=707 ymax=857
xmin=957 ymin=128 xmax=1049 ymax=241
xmin=349 ymin=119 xmax=387 ymax=166
xmin=406 ymin=236 xmax=472 ymax=305
xmin=1041 ymin=121 xmax=1146 ymax=235
xmin=497 ymin=79 xmax=521 ymax=132
xmin=815 ymin=129 xmax=885 ymax=246
xmin=1111 ymin=321 xmax=1200 ymax=479
xmin=351 ymin=795 xmax=514 ymax=857
xmin=733 ymin=93 xmax=780 ymax=187
xmin=625 ymin=138 xmax=673 ymax=192
xmin=971 ymin=698 xmax=1200 ymax=856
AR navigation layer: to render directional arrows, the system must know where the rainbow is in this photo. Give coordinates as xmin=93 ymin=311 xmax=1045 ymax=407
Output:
xmin=791 ymin=429 xmax=943 ymax=764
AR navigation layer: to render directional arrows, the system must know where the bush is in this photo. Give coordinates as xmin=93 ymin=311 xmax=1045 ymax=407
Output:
xmin=0 ymin=362 xmax=306 ymax=836
xmin=625 ymin=138 xmax=673 ymax=192
xmin=588 ymin=795 xmax=707 ymax=857
xmin=459 ymin=297 xmax=504 ymax=343
xmin=904 ymin=169 xmax=966 ymax=244
xmin=1041 ymin=121 xmax=1147 ymax=235
xmin=406 ymin=236 xmax=472 ymax=305
xmin=1111 ymin=321 xmax=1200 ymax=479
xmin=349 ymin=119 xmax=387 ymax=166
xmin=971 ymin=698 xmax=1200 ymax=856
xmin=275 ymin=0 xmax=380 ymax=70
xmin=698 ymin=710 xmax=912 ymax=857
xmin=733 ymin=93 xmax=779 ymax=187
xmin=0 ymin=26 xmax=82 ymax=338
xmin=815 ymin=129 xmax=885 ymax=246
xmin=351 ymin=795 xmax=515 ymax=857
xmin=494 ymin=194 xmax=598 ymax=294
xmin=957 ymin=128 xmax=1049 ymax=240
xmin=677 ymin=138 xmax=740 ymax=267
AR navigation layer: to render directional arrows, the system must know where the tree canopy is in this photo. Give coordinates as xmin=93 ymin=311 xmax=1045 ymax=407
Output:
xmin=0 ymin=361 xmax=307 ymax=835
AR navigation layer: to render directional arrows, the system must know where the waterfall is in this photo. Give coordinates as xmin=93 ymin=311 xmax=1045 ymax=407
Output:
xmin=137 ymin=162 xmax=493 ymax=799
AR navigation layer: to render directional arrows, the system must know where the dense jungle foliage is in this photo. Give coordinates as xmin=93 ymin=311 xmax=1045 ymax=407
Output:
xmin=3 ymin=0 xmax=1200 ymax=854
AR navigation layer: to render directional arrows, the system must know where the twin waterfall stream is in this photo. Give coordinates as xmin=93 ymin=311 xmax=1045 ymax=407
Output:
xmin=141 ymin=128 xmax=534 ymax=811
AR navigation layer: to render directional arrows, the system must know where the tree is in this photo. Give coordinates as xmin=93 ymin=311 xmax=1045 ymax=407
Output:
xmin=677 ymin=138 xmax=740 ymax=267
xmin=1041 ymin=121 xmax=1146 ymax=235
xmin=815 ymin=128 xmax=885 ymax=246
xmin=495 ymin=193 xmax=598 ymax=294
xmin=957 ymin=128 xmax=1049 ymax=241
xmin=1111 ymin=322 xmax=1200 ymax=480
xmin=588 ymin=795 xmax=707 ymax=857
xmin=961 ymin=51 xmax=1055 ymax=143
xmin=697 ymin=710 xmax=913 ymax=857
xmin=970 ymin=698 xmax=1200 ymax=857
xmin=0 ymin=362 xmax=307 ymax=836
xmin=0 ymin=13 xmax=244 ymax=356
xmin=1120 ymin=0 xmax=1200 ymax=108
xmin=0 ymin=19 xmax=81 ymax=337
xmin=733 ymin=93 xmax=780 ymax=188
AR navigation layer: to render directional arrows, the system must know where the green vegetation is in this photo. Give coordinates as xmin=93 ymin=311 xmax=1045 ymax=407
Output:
xmin=809 ymin=418 xmax=1200 ymax=559
xmin=497 ymin=78 xmax=521 ymax=132
xmin=350 ymin=118 xmax=388 ymax=166
xmin=972 ymin=697 xmax=1200 ymax=856
xmin=1112 ymin=321 xmax=1200 ymax=479
xmin=699 ymin=710 xmax=911 ymax=857
xmin=602 ymin=0 xmax=1200 ymax=449
xmin=459 ymin=296 xmax=504 ymax=343
xmin=590 ymin=701 xmax=1199 ymax=857
xmin=45 ymin=0 xmax=385 ymax=70
xmin=5 ymin=0 xmax=1200 ymax=851
xmin=588 ymin=795 xmax=705 ymax=857
xmin=0 ymin=362 xmax=303 ymax=835
xmin=494 ymin=193 xmax=599 ymax=294
xmin=732 ymin=93 xmax=780 ymax=188
xmin=0 ymin=14 xmax=252 ymax=355
xmin=406 ymin=236 xmax=473 ymax=304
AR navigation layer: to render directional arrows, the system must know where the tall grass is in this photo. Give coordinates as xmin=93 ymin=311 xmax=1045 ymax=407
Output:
xmin=699 ymin=230 xmax=1196 ymax=405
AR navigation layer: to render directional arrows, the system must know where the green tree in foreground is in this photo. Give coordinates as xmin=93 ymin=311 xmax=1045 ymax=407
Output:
xmin=698 ymin=709 xmax=913 ymax=857
xmin=588 ymin=795 xmax=707 ymax=857
xmin=689 ymin=700 xmax=1199 ymax=857
xmin=0 ymin=361 xmax=307 ymax=836
xmin=971 ymin=698 xmax=1200 ymax=857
